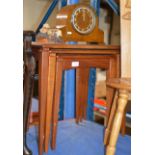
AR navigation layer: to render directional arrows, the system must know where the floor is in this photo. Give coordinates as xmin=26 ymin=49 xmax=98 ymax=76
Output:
xmin=27 ymin=119 xmax=131 ymax=155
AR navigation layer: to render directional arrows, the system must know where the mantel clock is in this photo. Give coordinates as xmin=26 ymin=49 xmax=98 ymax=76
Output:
xmin=55 ymin=4 xmax=104 ymax=43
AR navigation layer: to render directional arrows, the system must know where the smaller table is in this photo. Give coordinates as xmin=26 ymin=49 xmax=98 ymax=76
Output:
xmin=31 ymin=43 xmax=120 ymax=155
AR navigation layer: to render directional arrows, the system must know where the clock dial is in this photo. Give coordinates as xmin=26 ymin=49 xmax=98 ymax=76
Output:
xmin=71 ymin=6 xmax=96 ymax=34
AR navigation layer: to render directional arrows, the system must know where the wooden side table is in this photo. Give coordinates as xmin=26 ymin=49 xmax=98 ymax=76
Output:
xmin=31 ymin=43 xmax=120 ymax=155
xmin=104 ymin=78 xmax=131 ymax=155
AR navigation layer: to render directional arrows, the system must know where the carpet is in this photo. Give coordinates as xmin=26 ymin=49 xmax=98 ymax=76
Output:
xmin=27 ymin=119 xmax=131 ymax=155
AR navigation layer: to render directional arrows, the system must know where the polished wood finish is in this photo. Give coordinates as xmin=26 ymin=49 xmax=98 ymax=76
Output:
xmin=121 ymin=106 xmax=127 ymax=136
xmin=32 ymin=42 xmax=120 ymax=51
xmin=38 ymin=51 xmax=49 ymax=155
xmin=31 ymin=43 xmax=120 ymax=155
xmin=23 ymin=30 xmax=36 ymax=155
xmin=76 ymin=68 xmax=89 ymax=122
xmin=55 ymin=4 xmax=104 ymax=43
xmin=51 ymin=60 xmax=63 ymax=149
xmin=106 ymin=53 xmax=120 ymax=123
xmin=106 ymin=78 xmax=131 ymax=91
xmin=49 ymin=54 xmax=119 ymax=149
xmin=23 ymin=55 xmax=35 ymax=155
xmin=104 ymin=90 xmax=118 ymax=146
xmin=44 ymin=54 xmax=56 ymax=152
xmin=104 ymin=78 xmax=131 ymax=155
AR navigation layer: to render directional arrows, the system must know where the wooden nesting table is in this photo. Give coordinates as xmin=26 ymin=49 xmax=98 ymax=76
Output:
xmin=31 ymin=43 xmax=120 ymax=155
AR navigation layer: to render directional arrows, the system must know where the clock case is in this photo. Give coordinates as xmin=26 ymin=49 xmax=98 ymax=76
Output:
xmin=55 ymin=4 xmax=104 ymax=43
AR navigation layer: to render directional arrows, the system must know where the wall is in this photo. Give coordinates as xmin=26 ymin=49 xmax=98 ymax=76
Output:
xmin=99 ymin=8 xmax=109 ymax=45
xmin=111 ymin=13 xmax=120 ymax=45
xmin=23 ymin=0 xmax=58 ymax=31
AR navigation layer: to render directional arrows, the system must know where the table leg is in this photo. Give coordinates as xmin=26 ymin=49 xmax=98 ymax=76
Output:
xmin=44 ymin=54 xmax=56 ymax=152
xmin=23 ymin=55 xmax=36 ymax=155
xmin=106 ymin=57 xmax=119 ymax=126
xmin=82 ymin=68 xmax=89 ymax=120
xmin=38 ymin=52 xmax=49 ymax=155
xmin=106 ymin=90 xmax=129 ymax=155
xmin=23 ymin=72 xmax=33 ymax=155
xmin=51 ymin=61 xmax=63 ymax=150
xmin=75 ymin=69 xmax=81 ymax=124
xmin=104 ymin=90 xmax=118 ymax=146
xmin=120 ymin=107 xmax=127 ymax=136
xmin=76 ymin=68 xmax=89 ymax=123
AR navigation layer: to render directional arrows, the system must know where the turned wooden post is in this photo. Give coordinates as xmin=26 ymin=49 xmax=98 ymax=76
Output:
xmin=106 ymin=89 xmax=129 ymax=155
xmin=104 ymin=90 xmax=118 ymax=145
xmin=104 ymin=78 xmax=131 ymax=155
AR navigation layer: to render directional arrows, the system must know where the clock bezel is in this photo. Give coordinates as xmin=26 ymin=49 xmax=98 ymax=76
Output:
xmin=71 ymin=6 xmax=96 ymax=35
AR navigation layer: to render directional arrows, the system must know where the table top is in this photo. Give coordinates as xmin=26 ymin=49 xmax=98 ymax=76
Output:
xmin=31 ymin=42 xmax=120 ymax=55
xmin=106 ymin=78 xmax=131 ymax=91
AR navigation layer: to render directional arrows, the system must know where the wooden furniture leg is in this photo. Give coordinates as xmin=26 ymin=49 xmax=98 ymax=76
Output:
xmin=120 ymin=107 xmax=127 ymax=136
xmin=23 ymin=68 xmax=33 ymax=155
xmin=76 ymin=68 xmax=82 ymax=124
xmin=76 ymin=68 xmax=89 ymax=123
xmin=81 ymin=68 xmax=89 ymax=120
xmin=38 ymin=51 xmax=49 ymax=155
xmin=106 ymin=90 xmax=129 ymax=155
xmin=44 ymin=54 xmax=56 ymax=152
xmin=23 ymin=54 xmax=36 ymax=155
xmin=104 ymin=90 xmax=118 ymax=146
xmin=106 ymin=56 xmax=120 ymax=127
xmin=23 ymin=76 xmax=34 ymax=155
xmin=51 ymin=61 xmax=63 ymax=150
xmin=105 ymin=91 xmax=127 ymax=146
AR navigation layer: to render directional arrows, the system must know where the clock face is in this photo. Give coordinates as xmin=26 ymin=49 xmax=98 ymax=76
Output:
xmin=71 ymin=6 xmax=96 ymax=34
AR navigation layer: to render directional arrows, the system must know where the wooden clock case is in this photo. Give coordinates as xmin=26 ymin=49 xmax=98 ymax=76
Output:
xmin=55 ymin=4 xmax=104 ymax=43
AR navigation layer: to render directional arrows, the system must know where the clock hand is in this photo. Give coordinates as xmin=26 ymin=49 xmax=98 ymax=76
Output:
xmin=82 ymin=9 xmax=85 ymax=21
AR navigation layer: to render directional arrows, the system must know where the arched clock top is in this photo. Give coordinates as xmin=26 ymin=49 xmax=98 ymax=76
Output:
xmin=55 ymin=4 xmax=104 ymax=43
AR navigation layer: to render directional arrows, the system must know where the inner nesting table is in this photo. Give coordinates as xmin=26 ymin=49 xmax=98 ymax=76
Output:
xmin=31 ymin=43 xmax=120 ymax=155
